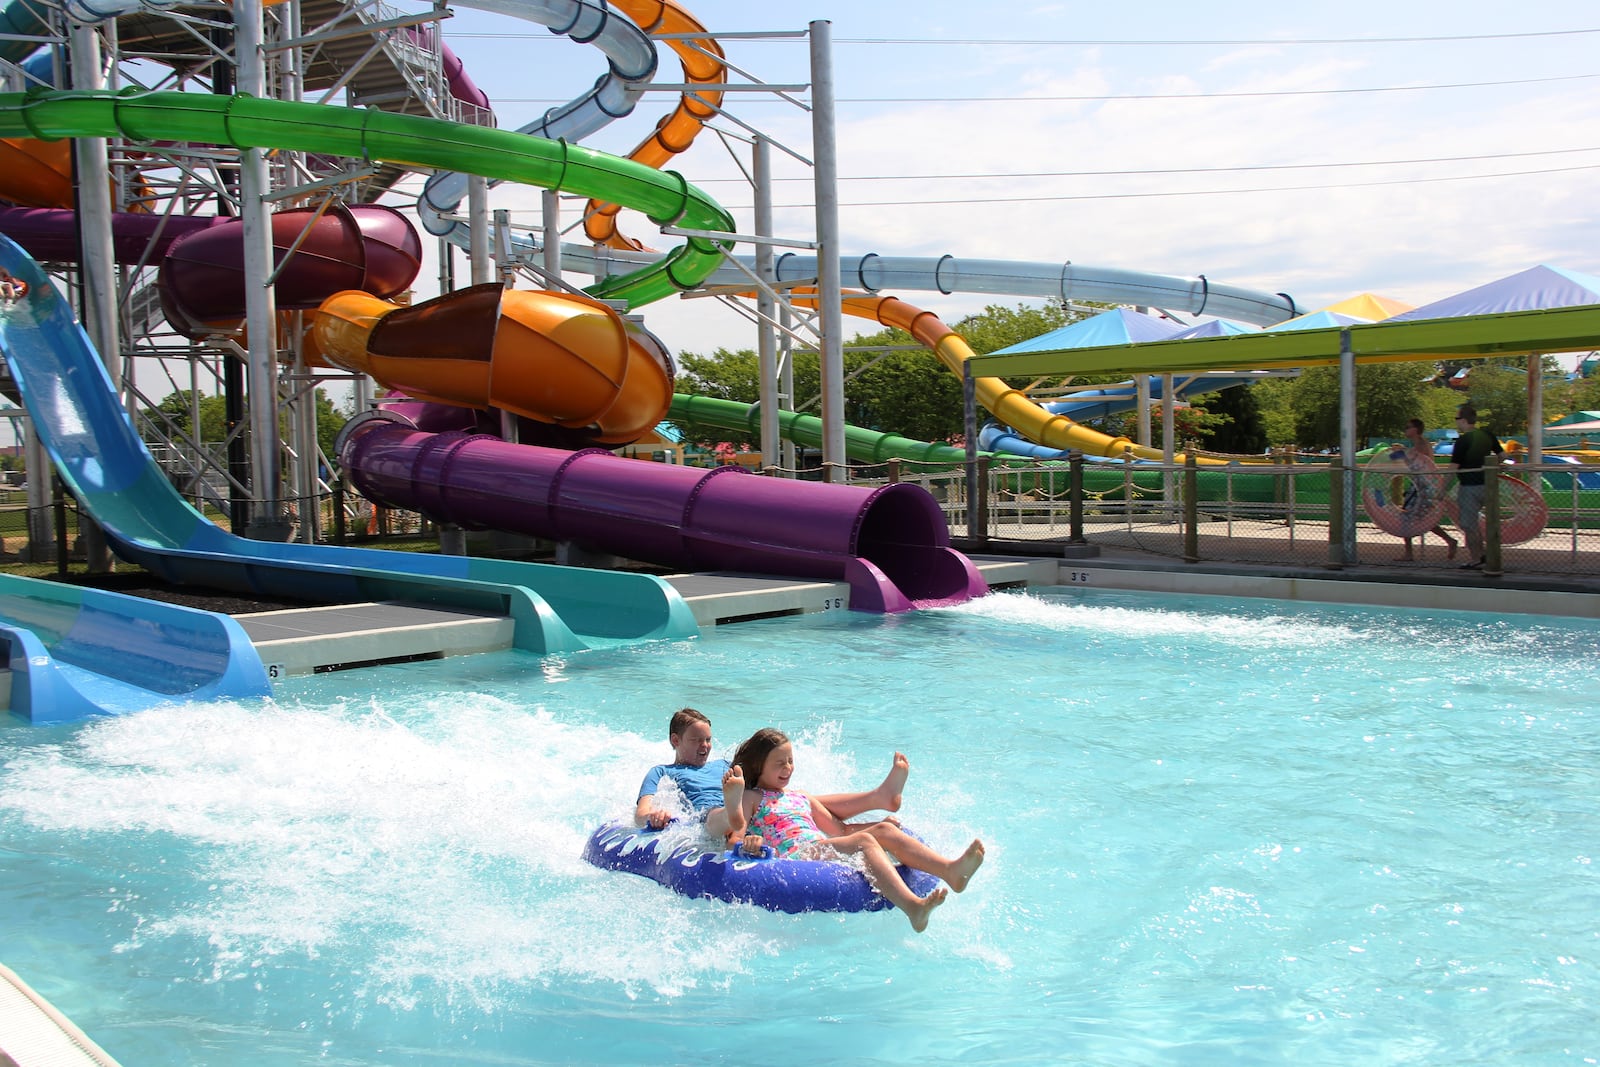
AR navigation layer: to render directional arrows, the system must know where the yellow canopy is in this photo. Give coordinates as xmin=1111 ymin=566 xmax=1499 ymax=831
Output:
xmin=1318 ymin=293 xmax=1414 ymax=321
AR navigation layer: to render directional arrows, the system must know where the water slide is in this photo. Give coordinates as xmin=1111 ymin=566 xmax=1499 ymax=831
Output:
xmin=0 ymin=572 xmax=271 ymax=725
xmin=339 ymin=402 xmax=986 ymax=612
xmin=513 ymin=239 xmax=1302 ymax=460
xmin=418 ymin=0 xmax=718 ymax=252
xmin=0 ymin=231 xmax=698 ymax=657
xmin=2 ymin=89 xmax=985 ymax=621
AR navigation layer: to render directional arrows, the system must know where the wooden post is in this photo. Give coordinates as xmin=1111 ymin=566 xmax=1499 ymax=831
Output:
xmin=1183 ymin=444 xmax=1199 ymax=563
xmin=1326 ymin=463 xmax=1345 ymax=569
xmin=1067 ymin=451 xmax=1086 ymax=545
xmin=1483 ymin=454 xmax=1503 ymax=576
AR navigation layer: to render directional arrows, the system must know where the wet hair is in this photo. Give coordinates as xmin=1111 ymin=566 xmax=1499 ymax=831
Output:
xmin=733 ymin=727 xmax=790 ymax=789
xmin=1406 ymin=418 xmax=1424 ymax=434
xmin=1456 ymin=405 xmax=1478 ymax=425
xmin=668 ymin=707 xmax=709 ymax=740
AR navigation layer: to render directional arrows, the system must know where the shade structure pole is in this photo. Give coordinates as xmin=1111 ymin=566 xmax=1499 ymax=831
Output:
xmin=1339 ymin=329 xmax=1357 ymax=564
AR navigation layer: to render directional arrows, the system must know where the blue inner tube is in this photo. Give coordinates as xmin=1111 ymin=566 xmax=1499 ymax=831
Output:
xmin=582 ymin=820 xmax=939 ymax=914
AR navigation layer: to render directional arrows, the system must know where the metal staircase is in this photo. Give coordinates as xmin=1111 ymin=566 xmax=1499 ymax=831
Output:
xmin=112 ymin=0 xmax=476 ymax=202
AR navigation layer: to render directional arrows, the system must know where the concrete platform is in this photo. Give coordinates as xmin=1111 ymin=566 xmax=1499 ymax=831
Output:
xmin=236 ymin=601 xmax=512 ymax=678
xmin=1042 ymin=548 xmax=1600 ymax=618
xmin=233 ymin=558 xmax=1063 ymax=674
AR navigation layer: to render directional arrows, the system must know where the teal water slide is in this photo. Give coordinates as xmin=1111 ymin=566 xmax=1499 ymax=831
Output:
xmin=0 ymin=572 xmax=271 ymax=725
xmin=0 ymin=90 xmax=735 ymax=705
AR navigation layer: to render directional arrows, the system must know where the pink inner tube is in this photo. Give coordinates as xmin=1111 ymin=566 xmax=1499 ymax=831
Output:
xmin=1440 ymin=472 xmax=1550 ymax=546
xmin=1361 ymin=449 xmax=1448 ymax=538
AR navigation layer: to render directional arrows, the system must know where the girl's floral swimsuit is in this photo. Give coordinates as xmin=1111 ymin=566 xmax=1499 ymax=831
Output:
xmin=751 ymin=789 xmax=825 ymax=857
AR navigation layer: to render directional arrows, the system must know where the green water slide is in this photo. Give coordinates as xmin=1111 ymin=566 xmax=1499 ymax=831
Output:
xmin=0 ymin=89 xmax=734 ymax=308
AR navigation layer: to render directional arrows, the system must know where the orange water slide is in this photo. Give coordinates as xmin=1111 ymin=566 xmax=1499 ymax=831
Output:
xmin=783 ymin=288 xmax=1168 ymax=461
xmin=583 ymin=0 xmax=725 ymax=250
xmin=309 ymin=283 xmax=674 ymax=444
xmin=0 ymin=138 xmax=75 ymax=207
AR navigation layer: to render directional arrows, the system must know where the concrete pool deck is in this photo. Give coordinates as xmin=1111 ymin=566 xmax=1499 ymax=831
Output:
xmin=0 ymin=963 xmax=122 ymax=1067
xmin=1044 ymin=543 xmax=1600 ymax=618
xmin=232 ymin=550 xmax=1600 ymax=678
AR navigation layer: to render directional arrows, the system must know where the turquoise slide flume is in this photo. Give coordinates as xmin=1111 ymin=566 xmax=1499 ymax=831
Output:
xmin=0 ymin=573 xmax=271 ymax=725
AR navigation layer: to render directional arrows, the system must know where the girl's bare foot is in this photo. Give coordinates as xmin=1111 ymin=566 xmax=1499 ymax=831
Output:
xmin=947 ymin=839 xmax=986 ymax=892
xmin=721 ymin=765 xmax=746 ymax=838
xmin=905 ymin=886 xmax=948 ymax=932
xmin=876 ymin=752 xmax=910 ymax=813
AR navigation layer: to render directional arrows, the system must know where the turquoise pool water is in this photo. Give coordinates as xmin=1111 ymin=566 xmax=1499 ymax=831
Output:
xmin=2 ymin=588 xmax=1597 ymax=1065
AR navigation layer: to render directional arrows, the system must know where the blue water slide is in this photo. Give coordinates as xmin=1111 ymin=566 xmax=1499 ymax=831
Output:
xmin=0 ymin=235 xmax=699 ymax=656
xmin=977 ymin=422 xmax=1154 ymax=463
xmin=416 ymin=0 xmax=658 ymax=238
xmin=1039 ymin=372 xmax=1274 ymax=422
xmin=0 ymin=0 xmax=49 ymax=65
xmin=0 ymin=573 xmax=271 ymax=724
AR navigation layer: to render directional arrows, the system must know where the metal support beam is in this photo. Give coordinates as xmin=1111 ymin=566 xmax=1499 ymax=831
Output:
xmin=753 ymin=134 xmax=781 ymax=471
xmin=69 ymin=20 xmax=118 ymax=571
xmin=467 ymin=175 xmax=491 ymax=285
xmin=236 ymin=0 xmax=287 ymax=538
xmin=808 ymin=20 xmax=845 ymax=481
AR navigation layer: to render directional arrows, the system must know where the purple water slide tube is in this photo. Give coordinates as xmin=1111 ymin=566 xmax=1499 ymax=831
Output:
xmin=407 ymin=26 xmax=492 ymax=112
xmin=339 ymin=406 xmax=989 ymax=613
xmin=0 ymin=202 xmax=421 ymax=326
xmin=0 ymin=204 xmax=224 ymax=263
xmin=160 ymin=202 xmax=421 ymax=325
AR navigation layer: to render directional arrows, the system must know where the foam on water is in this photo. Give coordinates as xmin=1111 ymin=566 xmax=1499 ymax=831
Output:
xmin=2 ymin=588 xmax=1598 ymax=1064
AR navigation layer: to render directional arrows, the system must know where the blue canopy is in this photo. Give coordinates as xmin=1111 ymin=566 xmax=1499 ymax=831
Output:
xmin=1262 ymin=310 xmax=1372 ymax=332
xmin=1392 ymin=264 xmax=1600 ymax=321
xmin=990 ymin=308 xmax=1182 ymax=354
xmin=1166 ymin=318 xmax=1255 ymax=339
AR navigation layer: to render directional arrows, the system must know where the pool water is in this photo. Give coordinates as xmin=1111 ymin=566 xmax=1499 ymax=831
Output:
xmin=2 ymin=588 xmax=1597 ymax=1065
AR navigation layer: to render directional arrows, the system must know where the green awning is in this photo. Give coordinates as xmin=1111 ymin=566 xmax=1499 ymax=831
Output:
xmin=966 ymin=304 xmax=1600 ymax=378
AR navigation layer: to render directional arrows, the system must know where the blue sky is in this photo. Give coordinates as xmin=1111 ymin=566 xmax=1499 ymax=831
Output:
xmin=407 ymin=0 xmax=1599 ymax=357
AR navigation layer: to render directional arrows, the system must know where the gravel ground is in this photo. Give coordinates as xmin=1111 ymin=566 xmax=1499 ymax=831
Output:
xmin=46 ymin=572 xmax=321 ymax=615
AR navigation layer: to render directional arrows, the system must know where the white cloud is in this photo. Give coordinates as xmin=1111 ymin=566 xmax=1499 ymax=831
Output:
xmin=410 ymin=0 xmax=1600 ymax=360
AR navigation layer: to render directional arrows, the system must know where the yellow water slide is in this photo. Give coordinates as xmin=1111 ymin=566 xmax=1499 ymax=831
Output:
xmin=784 ymin=290 xmax=1169 ymax=461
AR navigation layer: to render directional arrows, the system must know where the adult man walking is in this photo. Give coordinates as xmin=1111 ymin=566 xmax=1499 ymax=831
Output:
xmin=1450 ymin=404 xmax=1504 ymax=569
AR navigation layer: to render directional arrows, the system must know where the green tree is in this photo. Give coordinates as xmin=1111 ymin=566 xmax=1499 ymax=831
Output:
xmin=1249 ymin=375 xmax=1300 ymax=448
xmin=1101 ymin=403 xmax=1228 ymax=451
xmin=1418 ymin=386 xmax=1465 ymax=434
xmin=308 ymin=388 xmax=348 ymax=462
xmin=144 ymin=389 xmax=230 ymax=445
xmin=1192 ymin=383 xmax=1267 ymax=453
xmin=1463 ymin=365 xmax=1529 ymax=434
xmin=955 ymin=300 xmax=1088 ymax=355
xmin=1291 ymin=362 xmax=1424 ymax=448
xmin=1545 ymin=367 xmax=1600 ymax=420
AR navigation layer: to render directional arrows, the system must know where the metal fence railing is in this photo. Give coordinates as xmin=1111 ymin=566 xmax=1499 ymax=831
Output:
xmin=7 ymin=452 xmax=1597 ymax=582
xmin=848 ymin=453 xmax=1600 ymax=578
